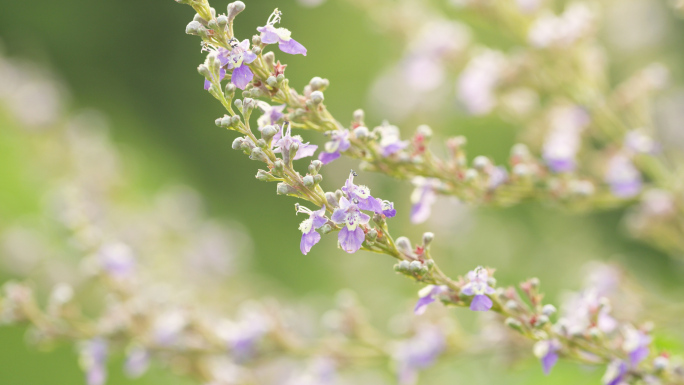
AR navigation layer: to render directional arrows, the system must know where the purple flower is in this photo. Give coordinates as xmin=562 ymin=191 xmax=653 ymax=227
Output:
xmin=80 ymin=338 xmax=108 ymax=385
xmin=410 ymin=177 xmax=439 ymax=224
xmin=558 ymin=289 xmax=617 ymax=335
xmin=534 ymin=340 xmax=561 ymax=375
xmin=457 ymin=50 xmax=505 ymax=115
xmin=331 ymin=197 xmax=370 ymax=253
xmin=606 ymin=154 xmax=642 ymax=198
xmin=487 ymin=166 xmax=509 ymax=190
xmin=602 ymin=360 xmax=628 ymax=385
xmin=124 ymin=347 xmax=150 ymax=379
xmin=623 ymin=326 xmax=651 ymax=366
xmin=215 ymin=39 xmax=257 ymax=90
xmin=203 ymin=67 xmax=227 ymax=91
xmin=375 ymin=121 xmax=408 ymax=157
xmin=341 ymin=171 xmax=383 ymax=213
xmin=414 ymin=285 xmax=449 ymax=315
xmin=273 ymin=123 xmax=318 ymax=162
xmin=318 ymin=129 xmax=351 ymax=164
xmin=257 ymin=10 xmax=307 ymax=56
xmin=393 ymin=325 xmax=446 ymax=385
xmin=460 ymin=267 xmax=496 ymax=311
xmin=97 ymin=242 xmax=135 ymax=278
xmin=380 ymin=199 xmax=397 ymax=218
xmin=624 ymin=131 xmax=658 ymax=155
xmin=542 ymin=106 xmax=590 ymax=173
xmin=297 ymin=205 xmax=327 ymax=255
xmin=256 ymin=101 xmax=286 ymax=129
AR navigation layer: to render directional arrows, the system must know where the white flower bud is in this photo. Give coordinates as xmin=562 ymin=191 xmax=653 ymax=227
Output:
xmin=310 ymin=91 xmax=324 ymax=105
xmin=353 ymin=109 xmax=365 ymax=123
xmin=353 ymin=126 xmax=369 ymax=139
xmin=302 ymin=175 xmax=315 ymax=187
xmin=227 ymin=1 xmax=246 ymax=21
xmin=542 ymin=304 xmax=556 ymax=316
xmin=473 ymin=156 xmax=490 ymax=170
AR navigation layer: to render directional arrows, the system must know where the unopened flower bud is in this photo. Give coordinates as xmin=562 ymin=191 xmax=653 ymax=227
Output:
xmin=207 ymin=19 xmax=219 ymax=31
xmin=473 ymin=156 xmax=490 ymax=170
xmin=654 ymin=356 xmax=669 ymax=371
xmin=185 ymin=21 xmax=204 ymax=35
xmin=261 ymin=125 xmax=278 ymax=141
xmin=249 ymin=147 xmax=268 ymax=162
xmin=313 ymin=174 xmax=323 ymax=184
xmin=464 ymin=168 xmax=478 ymax=181
xmin=416 ymin=125 xmax=432 ymax=139
xmin=542 ymin=304 xmax=556 ymax=316
xmin=234 ymin=98 xmax=243 ymax=111
xmin=263 ymin=51 xmax=275 ymax=67
xmin=197 ymin=64 xmax=211 ymax=78
xmin=276 ymin=74 xmax=285 ymax=83
xmin=308 ymin=160 xmax=322 ymax=175
xmin=335 ymin=189 xmax=343 ymax=201
xmin=240 ymin=140 xmax=254 ymax=153
xmin=409 ymin=261 xmax=422 ymax=272
xmin=353 ymin=126 xmax=369 ymax=139
xmin=367 ymin=229 xmax=378 ymax=241
xmin=353 ymin=109 xmax=365 ymax=123
xmin=422 ymin=232 xmax=434 ymax=246
xmin=256 ymin=169 xmax=278 ymax=182
xmin=277 ymin=183 xmax=298 ymax=196
xmin=243 ymin=98 xmax=256 ymax=112
xmin=505 ymin=317 xmax=524 ymax=333
xmin=227 ymin=1 xmax=246 ymax=21
xmin=505 ymin=300 xmax=518 ymax=311
xmin=513 ymin=164 xmax=530 ymax=177
xmin=309 ymin=77 xmax=329 ymax=91
xmin=310 ymin=91 xmax=324 ymax=105
xmin=320 ymin=224 xmax=332 ymax=234
xmin=325 ymin=192 xmax=338 ymax=207
xmin=256 ymin=139 xmax=267 ymax=148
xmin=395 ymin=237 xmax=413 ymax=256
xmin=232 ymin=137 xmax=244 ymax=150
xmin=511 ymin=143 xmax=530 ymax=158
xmin=529 ymin=277 xmax=540 ymax=288
xmin=252 ymin=35 xmax=261 ymax=46
xmin=394 ymin=260 xmax=410 ymax=273
xmin=230 ymin=115 xmax=241 ymax=126
xmin=216 ymin=15 xmax=228 ymax=30
xmin=535 ymin=315 xmax=549 ymax=327
xmin=265 ymin=76 xmax=278 ymax=88
xmin=251 ymin=46 xmax=261 ymax=56
xmin=302 ymin=175 xmax=314 ymax=187
xmin=273 ymin=160 xmax=284 ymax=173
xmin=193 ymin=13 xmax=208 ymax=25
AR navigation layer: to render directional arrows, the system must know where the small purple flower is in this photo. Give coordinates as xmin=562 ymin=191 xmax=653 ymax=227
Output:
xmin=414 ymin=285 xmax=449 ymax=315
xmin=375 ymin=121 xmax=409 ymax=157
xmin=602 ymin=360 xmax=628 ymax=385
xmin=257 ymin=10 xmax=307 ymax=56
xmin=393 ymin=325 xmax=446 ymax=385
xmin=623 ymin=326 xmax=651 ymax=366
xmin=256 ymin=101 xmax=286 ymax=129
xmin=341 ymin=171 xmax=383 ymax=213
xmin=624 ymin=131 xmax=658 ymax=155
xmin=97 ymin=242 xmax=135 ymax=278
xmin=273 ymin=123 xmax=318 ymax=162
xmin=203 ymin=67 xmax=227 ymax=91
xmin=331 ymin=197 xmax=370 ymax=253
xmin=318 ymin=129 xmax=351 ymax=164
xmin=410 ymin=177 xmax=439 ymax=224
xmin=80 ymin=338 xmax=108 ymax=385
xmin=297 ymin=205 xmax=327 ymax=255
xmin=124 ymin=347 xmax=150 ymax=379
xmin=487 ymin=166 xmax=509 ymax=190
xmin=215 ymin=39 xmax=257 ymax=90
xmin=534 ymin=340 xmax=561 ymax=375
xmin=380 ymin=199 xmax=397 ymax=218
xmin=542 ymin=106 xmax=590 ymax=173
xmin=457 ymin=50 xmax=505 ymax=115
xmin=606 ymin=154 xmax=642 ymax=198
xmin=460 ymin=266 xmax=496 ymax=311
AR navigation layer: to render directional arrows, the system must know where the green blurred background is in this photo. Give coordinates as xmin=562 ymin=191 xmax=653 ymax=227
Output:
xmin=1 ymin=0 xmax=683 ymax=384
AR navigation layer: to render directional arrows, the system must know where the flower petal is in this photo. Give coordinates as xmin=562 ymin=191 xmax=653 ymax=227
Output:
xmin=338 ymin=226 xmax=364 ymax=253
xmin=319 ymin=151 xmax=341 ymax=164
xmin=541 ymin=352 xmax=558 ymax=375
xmin=300 ymin=230 xmax=321 ymax=255
xmin=413 ymin=295 xmax=436 ymax=315
xmin=257 ymin=25 xmax=280 ymax=44
xmin=231 ymin=64 xmax=253 ymax=90
xmin=279 ymin=38 xmax=307 ymax=56
xmin=293 ymin=143 xmax=318 ymax=160
xmin=469 ymin=294 xmax=492 ymax=311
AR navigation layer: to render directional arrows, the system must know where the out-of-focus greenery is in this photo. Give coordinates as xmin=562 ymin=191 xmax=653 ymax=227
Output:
xmin=1 ymin=1 xmax=683 ymax=384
